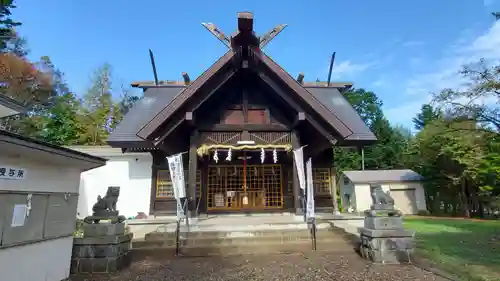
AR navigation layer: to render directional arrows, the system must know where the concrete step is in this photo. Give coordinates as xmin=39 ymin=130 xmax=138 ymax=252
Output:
xmin=134 ymin=234 xmax=346 ymax=248
xmin=131 ymin=240 xmax=357 ymax=259
xmin=144 ymin=228 xmax=335 ymax=241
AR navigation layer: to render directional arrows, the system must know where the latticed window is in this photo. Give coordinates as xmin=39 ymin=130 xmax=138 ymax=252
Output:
xmin=313 ymin=168 xmax=331 ymax=195
xmin=286 ymin=168 xmax=332 ymax=195
xmin=156 ymin=170 xmax=201 ymax=198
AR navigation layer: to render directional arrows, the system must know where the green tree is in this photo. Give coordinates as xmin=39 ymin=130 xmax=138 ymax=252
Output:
xmin=434 ymin=59 xmax=500 ymax=133
xmin=79 ymin=63 xmax=114 ymax=145
xmin=412 ymin=104 xmax=442 ymax=130
xmin=334 ymin=88 xmax=409 ymax=171
xmin=39 ymin=93 xmax=84 ymax=145
xmin=0 ymin=0 xmax=21 ymax=51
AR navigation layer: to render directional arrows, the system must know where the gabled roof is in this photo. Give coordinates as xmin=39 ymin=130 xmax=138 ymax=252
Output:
xmin=107 ymin=82 xmax=375 ymax=148
xmin=107 ymin=12 xmax=376 ymax=148
xmin=342 ymin=169 xmax=424 ymax=184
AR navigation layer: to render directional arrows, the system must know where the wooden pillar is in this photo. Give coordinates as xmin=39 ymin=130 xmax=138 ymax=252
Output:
xmin=149 ymin=151 xmax=160 ymax=216
xmin=330 ymin=147 xmax=340 ymax=214
xmin=291 ymin=130 xmax=303 ymax=215
xmin=331 ymin=166 xmax=340 ymax=214
xmin=188 ymin=130 xmax=199 ymax=217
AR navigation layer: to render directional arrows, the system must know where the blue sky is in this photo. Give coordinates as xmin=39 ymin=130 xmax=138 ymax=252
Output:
xmin=13 ymin=0 xmax=500 ymax=128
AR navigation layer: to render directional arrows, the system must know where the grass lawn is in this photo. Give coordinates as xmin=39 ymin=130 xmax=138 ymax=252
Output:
xmin=404 ymin=217 xmax=500 ymax=281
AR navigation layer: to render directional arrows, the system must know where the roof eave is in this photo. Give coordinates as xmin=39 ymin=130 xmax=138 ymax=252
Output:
xmin=0 ymin=95 xmax=27 ymax=117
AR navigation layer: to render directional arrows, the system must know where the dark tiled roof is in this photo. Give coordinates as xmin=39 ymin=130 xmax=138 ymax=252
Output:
xmin=305 ymin=87 xmax=376 ymax=142
xmin=107 ymin=86 xmax=185 ymax=146
xmin=108 ymin=82 xmax=375 ymax=147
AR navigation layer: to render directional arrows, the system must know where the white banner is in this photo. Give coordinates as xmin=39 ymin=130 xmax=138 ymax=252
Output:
xmin=305 ymin=157 xmax=315 ymax=220
xmin=292 ymin=147 xmax=306 ymax=191
xmin=166 ymin=153 xmax=186 ymax=219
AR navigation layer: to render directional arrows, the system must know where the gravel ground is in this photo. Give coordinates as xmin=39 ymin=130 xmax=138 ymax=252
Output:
xmin=69 ymin=251 xmax=448 ymax=281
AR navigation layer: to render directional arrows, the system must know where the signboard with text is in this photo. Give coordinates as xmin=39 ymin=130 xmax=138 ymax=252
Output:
xmin=0 ymin=166 xmax=26 ymax=180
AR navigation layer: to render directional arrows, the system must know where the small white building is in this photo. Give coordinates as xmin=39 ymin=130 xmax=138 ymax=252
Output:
xmin=339 ymin=169 xmax=427 ymax=215
xmin=68 ymin=146 xmax=153 ymax=219
xmin=0 ymin=96 xmax=106 ymax=281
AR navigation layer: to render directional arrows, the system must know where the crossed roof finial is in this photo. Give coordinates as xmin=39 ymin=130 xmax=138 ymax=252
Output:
xmin=202 ymin=12 xmax=287 ymax=51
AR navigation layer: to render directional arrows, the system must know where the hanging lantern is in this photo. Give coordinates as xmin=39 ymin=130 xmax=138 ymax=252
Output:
xmin=273 ymin=148 xmax=278 ymax=163
xmin=260 ymin=148 xmax=265 ymax=163
xmin=225 ymin=148 xmax=232 ymax=161
xmin=213 ymin=149 xmax=219 ymax=163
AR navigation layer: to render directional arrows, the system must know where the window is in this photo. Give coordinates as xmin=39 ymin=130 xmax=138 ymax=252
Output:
xmin=156 ymin=170 xmax=202 ymax=198
xmin=156 ymin=170 xmax=173 ymax=197
xmin=313 ymin=168 xmax=331 ymax=195
xmin=286 ymin=168 xmax=332 ymax=195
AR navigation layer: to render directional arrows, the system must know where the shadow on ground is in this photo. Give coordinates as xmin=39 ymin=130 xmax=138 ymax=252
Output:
xmin=68 ymin=250 xmax=448 ymax=281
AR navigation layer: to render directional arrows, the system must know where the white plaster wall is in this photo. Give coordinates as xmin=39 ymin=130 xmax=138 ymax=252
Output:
xmin=352 ymin=182 xmax=428 ymax=214
xmin=387 ymin=182 xmax=427 ymax=211
xmin=77 ymin=154 xmax=152 ymax=218
xmin=0 ymin=237 xmax=73 ymax=281
xmin=0 ymin=155 xmax=81 ymax=193
xmin=354 ymin=183 xmax=371 ymax=212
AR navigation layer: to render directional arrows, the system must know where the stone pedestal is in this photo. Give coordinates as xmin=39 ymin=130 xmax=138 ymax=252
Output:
xmin=358 ymin=214 xmax=415 ymax=264
xmin=71 ymin=222 xmax=132 ymax=274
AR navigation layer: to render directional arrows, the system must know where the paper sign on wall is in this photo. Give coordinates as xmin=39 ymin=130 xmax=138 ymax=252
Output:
xmin=11 ymin=204 xmax=27 ymax=227
xmin=0 ymin=166 xmax=26 ymax=180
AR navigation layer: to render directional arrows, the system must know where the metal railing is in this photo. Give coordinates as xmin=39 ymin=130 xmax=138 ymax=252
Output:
xmin=175 ymin=199 xmax=189 ymax=256
xmin=309 ymin=218 xmax=317 ymax=251
xmin=302 ymin=193 xmax=317 ymax=251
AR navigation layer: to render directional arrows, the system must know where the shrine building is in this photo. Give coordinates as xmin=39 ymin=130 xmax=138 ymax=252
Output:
xmin=107 ymin=12 xmax=376 ymax=217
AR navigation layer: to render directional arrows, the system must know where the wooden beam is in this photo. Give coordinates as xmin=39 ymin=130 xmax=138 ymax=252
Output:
xmin=297 ymin=73 xmax=304 ymax=84
xmin=237 ymin=12 xmax=254 ymax=33
xmin=292 ymin=112 xmax=306 ymax=128
xmin=153 ymin=117 xmax=185 ymax=146
xmin=189 ymin=69 xmax=236 ymax=112
xmin=201 ymin=22 xmax=231 ymax=49
xmin=258 ymin=72 xmax=338 ymax=144
xmin=187 ymin=130 xmax=199 ymax=216
xmin=291 ymin=130 xmax=303 ymax=215
xmin=182 ymin=72 xmax=190 ymax=85
xmin=137 ymin=51 xmax=234 ymax=140
xmin=197 ymin=123 xmax=289 ymax=132
xmin=259 ymin=24 xmax=287 ymax=49
xmin=153 ymin=69 xmax=236 ymax=145
xmin=185 ymin=111 xmax=194 ymax=126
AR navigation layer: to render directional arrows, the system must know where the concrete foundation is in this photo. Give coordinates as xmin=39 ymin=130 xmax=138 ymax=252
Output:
xmin=358 ymin=215 xmax=415 ymax=264
xmin=71 ymin=223 xmax=132 ymax=274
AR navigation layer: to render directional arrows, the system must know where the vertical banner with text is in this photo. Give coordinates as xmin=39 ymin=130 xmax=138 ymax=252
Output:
xmin=166 ymin=153 xmax=186 ymax=220
xmin=305 ymin=157 xmax=315 ymax=221
xmin=292 ymin=146 xmax=306 ymax=191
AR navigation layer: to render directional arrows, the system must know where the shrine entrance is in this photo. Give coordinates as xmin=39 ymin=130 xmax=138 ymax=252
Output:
xmin=206 ymin=164 xmax=283 ymax=211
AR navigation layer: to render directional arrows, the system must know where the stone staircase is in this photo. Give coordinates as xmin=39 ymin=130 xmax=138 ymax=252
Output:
xmin=131 ymin=221 xmax=357 ymax=259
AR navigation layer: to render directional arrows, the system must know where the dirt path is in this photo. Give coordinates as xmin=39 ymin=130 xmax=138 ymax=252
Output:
xmin=69 ymin=252 xmax=448 ymax=281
